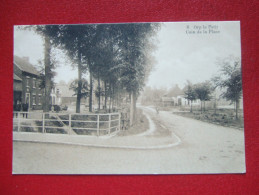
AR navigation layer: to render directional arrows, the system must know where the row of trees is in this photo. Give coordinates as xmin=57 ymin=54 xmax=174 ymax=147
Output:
xmin=141 ymin=56 xmax=242 ymax=119
xmin=184 ymin=56 xmax=242 ymax=119
xmin=23 ymin=23 xmax=160 ymax=125
xmin=184 ymin=81 xmax=213 ymax=113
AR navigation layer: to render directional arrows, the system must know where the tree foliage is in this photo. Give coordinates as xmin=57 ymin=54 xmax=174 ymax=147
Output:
xmin=18 ymin=25 xmax=61 ymax=112
xmin=19 ymin=23 xmax=160 ymax=118
xmin=69 ymin=78 xmax=89 ymax=98
xmin=184 ymin=82 xmax=197 ymax=112
xmin=213 ymin=56 xmax=242 ymax=119
xmin=51 ymin=25 xmax=97 ymax=113
xmin=194 ymin=81 xmax=213 ymax=112
xmin=141 ymin=86 xmax=167 ymax=105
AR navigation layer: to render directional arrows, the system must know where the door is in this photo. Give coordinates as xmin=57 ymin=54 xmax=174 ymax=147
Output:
xmin=25 ymin=93 xmax=30 ymax=109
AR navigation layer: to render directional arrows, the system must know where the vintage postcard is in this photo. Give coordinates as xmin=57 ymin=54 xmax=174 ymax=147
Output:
xmin=13 ymin=21 xmax=245 ymax=174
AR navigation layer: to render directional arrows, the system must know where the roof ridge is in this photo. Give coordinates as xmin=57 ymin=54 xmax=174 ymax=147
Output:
xmin=13 ymin=55 xmax=40 ymax=76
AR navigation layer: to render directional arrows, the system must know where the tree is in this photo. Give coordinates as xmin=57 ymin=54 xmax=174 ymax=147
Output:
xmin=69 ymin=78 xmax=89 ymax=100
xmin=114 ymin=23 xmax=160 ymax=126
xmin=19 ymin=25 xmax=61 ymax=112
xmin=52 ymin=24 xmax=97 ymax=113
xmin=184 ymin=82 xmax=197 ymax=112
xmin=168 ymin=84 xmax=183 ymax=97
xmin=194 ymin=81 xmax=213 ymax=113
xmin=86 ymin=23 xmax=160 ymax=120
xmin=18 ymin=23 xmax=160 ymax=119
xmin=141 ymin=86 xmax=167 ymax=105
xmin=213 ymin=56 xmax=242 ymax=119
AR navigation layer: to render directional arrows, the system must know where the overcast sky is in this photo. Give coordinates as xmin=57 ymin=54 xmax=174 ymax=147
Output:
xmin=14 ymin=21 xmax=241 ymax=89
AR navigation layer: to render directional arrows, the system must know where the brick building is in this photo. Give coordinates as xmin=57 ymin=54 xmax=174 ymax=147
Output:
xmin=13 ymin=56 xmax=43 ymax=110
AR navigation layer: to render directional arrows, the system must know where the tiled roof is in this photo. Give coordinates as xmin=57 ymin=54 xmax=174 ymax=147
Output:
xmin=13 ymin=73 xmax=22 ymax=81
xmin=162 ymin=96 xmax=174 ymax=101
xmin=14 ymin=55 xmax=40 ymax=76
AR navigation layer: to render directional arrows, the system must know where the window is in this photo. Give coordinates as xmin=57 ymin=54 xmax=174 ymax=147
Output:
xmin=52 ymin=96 xmax=56 ymax=105
xmin=33 ymin=78 xmax=36 ymax=88
xmin=32 ymin=96 xmax=36 ymax=105
xmin=26 ymin=78 xmax=30 ymax=87
xmin=38 ymin=95 xmax=42 ymax=105
xmin=37 ymin=80 xmax=41 ymax=88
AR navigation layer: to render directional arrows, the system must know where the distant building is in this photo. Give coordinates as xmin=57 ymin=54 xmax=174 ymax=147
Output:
xmin=55 ymin=82 xmax=76 ymax=105
xmin=161 ymin=95 xmax=175 ymax=107
xmin=176 ymin=95 xmax=188 ymax=106
xmin=167 ymin=84 xmax=183 ymax=97
xmin=13 ymin=56 xmax=43 ymax=110
xmin=161 ymin=84 xmax=185 ymax=106
xmin=50 ymin=85 xmax=62 ymax=105
xmin=161 ymin=89 xmax=201 ymax=107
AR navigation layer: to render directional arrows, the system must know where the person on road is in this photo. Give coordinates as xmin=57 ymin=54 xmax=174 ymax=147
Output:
xmin=156 ymin=106 xmax=159 ymax=114
xmin=121 ymin=108 xmax=129 ymax=130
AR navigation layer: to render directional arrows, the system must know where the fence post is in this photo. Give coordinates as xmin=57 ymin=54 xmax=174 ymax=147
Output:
xmin=108 ymin=114 xmax=111 ymax=135
xmin=97 ymin=114 xmax=100 ymax=137
xmin=42 ymin=113 xmax=45 ymax=133
xmin=69 ymin=114 xmax=71 ymax=135
xmin=118 ymin=113 xmax=121 ymax=132
xmin=18 ymin=112 xmax=20 ymax=132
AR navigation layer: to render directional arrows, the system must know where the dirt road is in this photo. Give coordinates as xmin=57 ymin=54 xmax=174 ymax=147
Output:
xmin=13 ymin=106 xmax=245 ymax=174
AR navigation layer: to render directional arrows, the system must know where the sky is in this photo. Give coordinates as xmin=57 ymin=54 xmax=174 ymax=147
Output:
xmin=14 ymin=21 xmax=241 ymax=89
xmin=13 ymin=28 xmax=77 ymax=83
xmin=147 ymin=21 xmax=241 ymax=89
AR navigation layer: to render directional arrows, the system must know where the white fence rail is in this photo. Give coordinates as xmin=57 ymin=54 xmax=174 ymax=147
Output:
xmin=13 ymin=112 xmax=120 ymax=136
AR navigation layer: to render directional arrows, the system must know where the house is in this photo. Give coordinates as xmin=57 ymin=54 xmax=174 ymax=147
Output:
xmin=176 ymin=95 xmax=188 ymax=106
xmin=50 ymin=85 xmax=62 ymax=105
xmin=13 ymin=56 xmax=43 ymax=110
xmin=55 ymin=81 xmax=77 ymax=105
xmin=161 ymin=85 xmax=184 ymax=107
xmin=161 ymin=85 xmax=201 ymax=107
xmin=161 ymin=95 xmax=175 ymax=107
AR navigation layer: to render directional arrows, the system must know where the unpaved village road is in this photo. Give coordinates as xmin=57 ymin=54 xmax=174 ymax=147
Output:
xmin=13 ymin=106 xmax=246 ymax=174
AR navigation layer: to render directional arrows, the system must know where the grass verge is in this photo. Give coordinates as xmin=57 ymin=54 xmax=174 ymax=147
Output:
xmin=174 ymin=109 xmax=244 ymax=130
xmin=118 ymin=109 xmax=149 ymax=136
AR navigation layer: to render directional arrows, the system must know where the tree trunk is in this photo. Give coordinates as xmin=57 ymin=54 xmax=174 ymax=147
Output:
xmin=200 ymin=101 xmax=202 ymax=113
xmin=97 ymin=71 xmax=101 ymax=111
xmin=109 ymin=81 xmax=112 ymax=113
xmin=235 ymin=98 xmax=239 ymax=119
xmin=117 ymin=89 xmax=121 ymax=107
xmin=190 ymin=101 xmax=192 ymax=113
xmin=43 ymin=35 xmax=51 ymax=113
xmin=104 ymin=81 xmax=107 ymax=110
xmin=130 ymin=90 xmax=137 ymax=126
xmin=112 ymin=85 xmax=115 ymax=110
xmin=117 ymin=89 xmax=120 ymax=107
xmin=133 ymin=91 xmax=137 ymax=122
xmin=203 ymin=101 xmax=206 ymax=112
xmin=76 ymin=49 xmax=82 ymax=113
xmin=89 ymin=70 xmax=93 ymax=112
xmin=130 ymin=92 xmax=134 ymax=127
